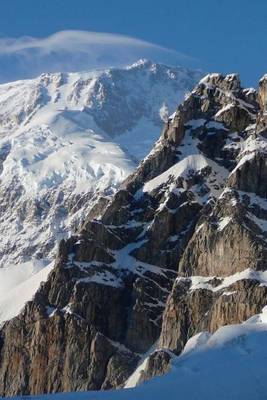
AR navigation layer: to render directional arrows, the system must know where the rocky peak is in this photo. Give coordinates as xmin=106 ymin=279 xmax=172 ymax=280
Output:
xmin=199 ymin=72 xmax=241 ymax=92
xmin=162 ymin=72 xmax=258 ymax=145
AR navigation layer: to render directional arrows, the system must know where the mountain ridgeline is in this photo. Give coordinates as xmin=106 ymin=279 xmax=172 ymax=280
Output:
xmin=0 ymin=72 xmax=267 ymax=396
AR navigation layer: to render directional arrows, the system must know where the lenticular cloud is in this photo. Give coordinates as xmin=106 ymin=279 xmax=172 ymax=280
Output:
xmin=0 ymin=30 xmax=191 ymax=82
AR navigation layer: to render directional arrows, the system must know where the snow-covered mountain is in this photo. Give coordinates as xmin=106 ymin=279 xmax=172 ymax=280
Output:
xmin=0 ymin=59 xmax=202 ymax=274
xmin=2 ymin=67 xmax=267 ymax=399
xmin=1 ymin=71 xmax=267 ymax=397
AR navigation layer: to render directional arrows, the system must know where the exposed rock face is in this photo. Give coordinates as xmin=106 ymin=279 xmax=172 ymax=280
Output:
xmin=178 ymin=199 xmax=267 ymax=277
xmin=159 ymin=278 xmax=267 ymax=354
xmin=0 ymin=72 xmax=267 ymax=396
xmin=138 ymin=349 xmax=173 ymax=384
xmin=259 ymin=75 xmax=267 ymax=114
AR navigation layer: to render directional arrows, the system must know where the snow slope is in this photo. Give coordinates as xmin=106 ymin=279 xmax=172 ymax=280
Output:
xmin=0 ymin=261 xmax=53 ymax=325
xmin=0 ymin=59 xmax=202 ymax=322
xmin=7 ymin=308 xmax=267 ymax=400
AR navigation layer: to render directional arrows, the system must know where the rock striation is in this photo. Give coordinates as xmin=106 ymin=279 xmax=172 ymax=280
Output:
xmin=0 ymin=72 xmax=267 ymax=396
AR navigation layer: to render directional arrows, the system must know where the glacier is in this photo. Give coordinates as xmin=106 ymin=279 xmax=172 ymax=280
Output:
xmin=0 ymin=59 xmax=202 ymax=323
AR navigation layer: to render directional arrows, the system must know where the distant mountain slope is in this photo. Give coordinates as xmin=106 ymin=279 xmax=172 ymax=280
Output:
xmin=0 ymin=59 xmax=202 ymax=271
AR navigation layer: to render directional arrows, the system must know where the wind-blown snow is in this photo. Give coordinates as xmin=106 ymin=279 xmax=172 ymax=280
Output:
xmin=0 ymin=31 xmax=194 ymax=83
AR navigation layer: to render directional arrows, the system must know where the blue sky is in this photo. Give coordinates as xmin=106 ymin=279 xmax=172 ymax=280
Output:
xmin=0 ymin=0 xmax=266 ymax=86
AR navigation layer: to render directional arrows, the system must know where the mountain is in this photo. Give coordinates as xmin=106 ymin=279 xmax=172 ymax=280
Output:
xmin=0 ymin=71 xmax=266 ymax=397
xmin=6 ymin=310 xmax=267 ymax=400
xmin=0 ymin=59 xmax=202 ymax=301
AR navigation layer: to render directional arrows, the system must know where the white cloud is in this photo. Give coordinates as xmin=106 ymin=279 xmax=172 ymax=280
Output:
xmin=0 ymin=30 xmax=165 ymax=53
xmin=0 ymin=30 xmax=194 ymax=82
